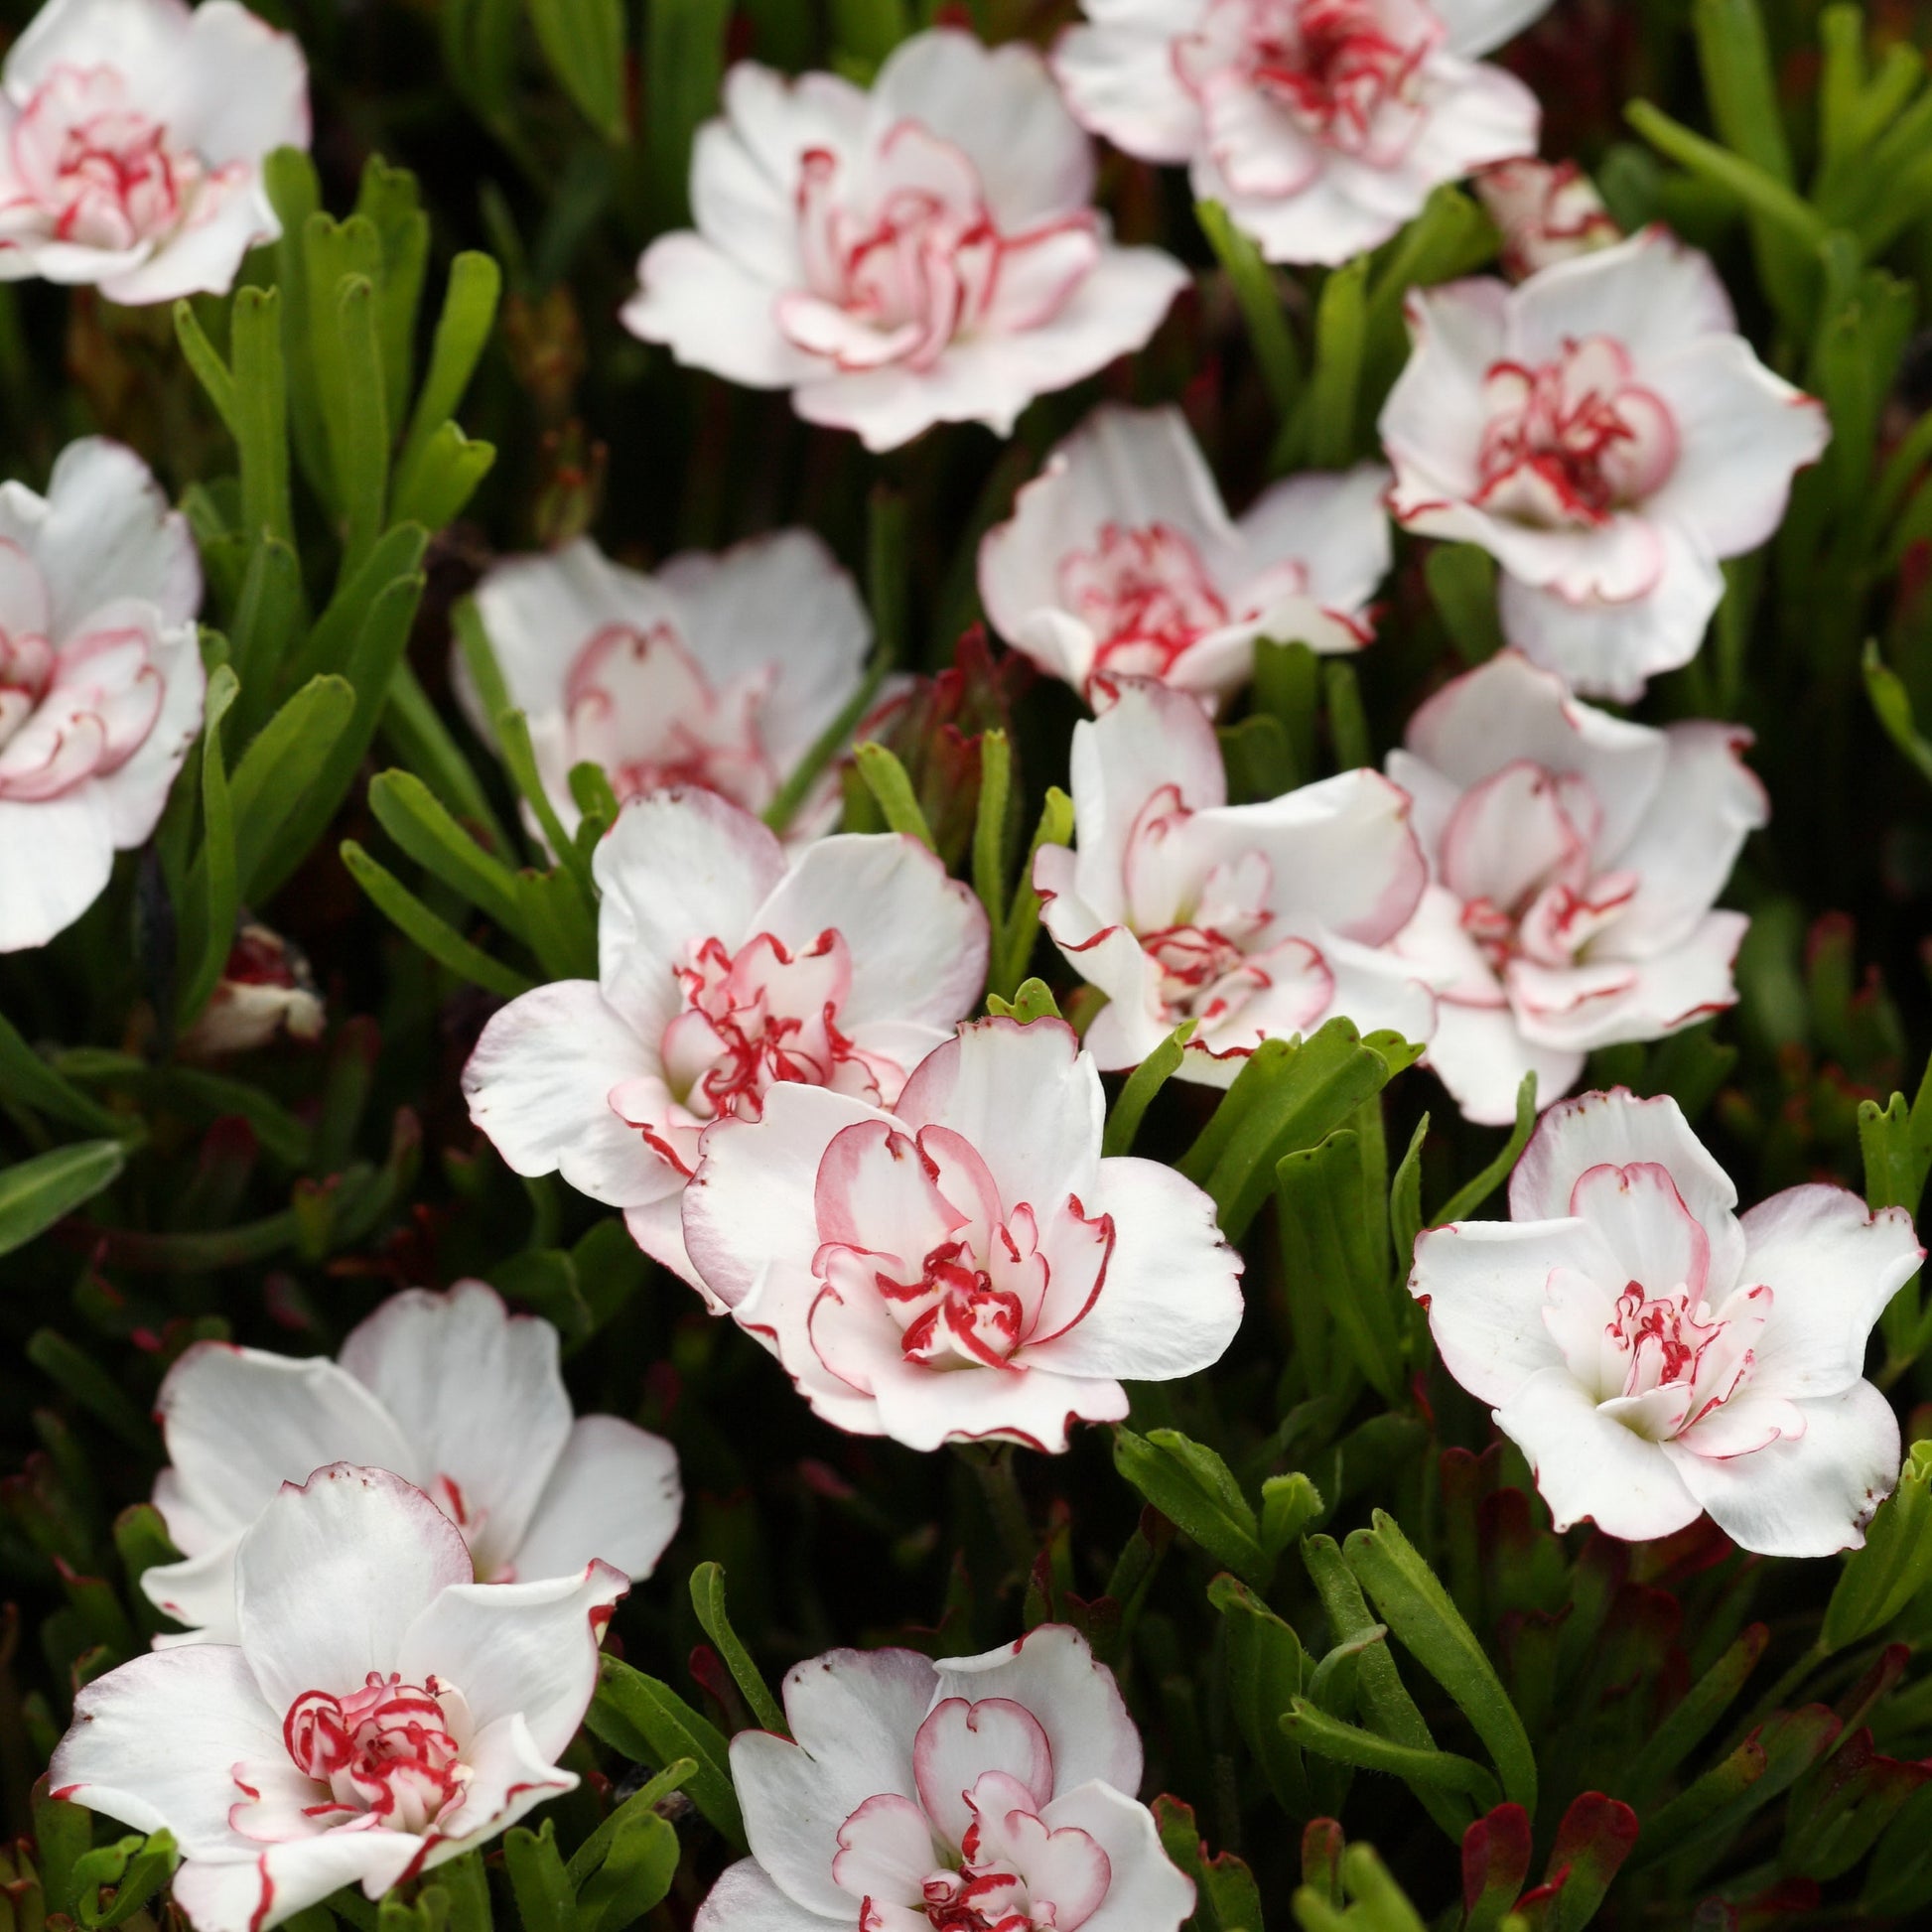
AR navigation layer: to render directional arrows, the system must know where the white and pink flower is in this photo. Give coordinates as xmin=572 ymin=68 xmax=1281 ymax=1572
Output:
xmin=1051 ymin=0 xmax=1546 ymax=266
xmin=1387 ymin=651 xmax=1767 ymax=1127
xmin=1473 ymin=156 xmax=1618 ymax=279
xmin=1036 ymin=675 xmax=1432 ymax=1081
xmin=698 ymin=1624 xmax=1193 ymax=1932
xmin=467 ymin=529 xmax=873 ymax=844
xmin=680 ymin=1016 xmax=1244 ymax=1451
xmin=621 ymin=29 xmax=1188 ymax=453
xmin=141 ymin=1280 xmax=680 ymax=1644
xmin=1381 ymin=228 xmax=1830 ymax=699
xmin=177 ymin=921 xmax=325 ymax=1058
xmin=464 ymin=789 xmax=989 ymax=1289
xmin=979 ymin=404 xmax=1390 ymax=708
xmin=0 ymin=437 xmax=204 ymax=952
xmin=51 ymin=1464 xmax=624 ymax=1932
xmin=1410 ymin=1088 xmax=1921 ymax=1556
xmin=0 ymin=0 xmax=308 ymax=303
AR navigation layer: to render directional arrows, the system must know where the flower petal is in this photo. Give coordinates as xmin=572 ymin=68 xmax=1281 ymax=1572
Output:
xmin=509 ymin=1415 xmax=682 ymax=1585
xmin=170 ymin=1833 xmax=424 ymax=1932
xmin=1041 ymin=1781 xmax=1194 ymax=1932
xmin=693 ymin=1857 xmax=829 ymax=1932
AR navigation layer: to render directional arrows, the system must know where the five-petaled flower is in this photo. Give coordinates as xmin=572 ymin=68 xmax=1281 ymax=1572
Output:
xmin=1386 ymin=650 xmax=1767 ymax=1126
xmin=1473 ymin=156 xmax=1618 ymax=279
xmin=50 ymin=1464 xmax=625 ymax=1932
xmin=0 ymin=437 xmax=205 ymax=952
xmin=1381 ymin=227 xmax=1830 ymax=699
xmin=679 ymin=1015 xmax=1244 ymax=1451
xmin=464 ymin=788 xmax=989 ymax=1288
xmin=979 ymin=404 xmax=1391 ymax=709
xmin=621 ymin=29 xmax=1188 ymax=452
xmin=1410 ymin=1088 xmax=1922 ymax=1555
xmin=1051 ymin=0 xmax=1547 ymax=265
xmin=466 ymin=529 xmax=874 ymax=844
xmin=142 ymin=1281 xmax=680 ymax=1644
xmin=0 ymin=0 xmax=309 ymax=302
xmin=1036 ymin=674 xmax=1432 ymax=1080
xmin=697 ymin=1623 xmax=1195 ymax=1932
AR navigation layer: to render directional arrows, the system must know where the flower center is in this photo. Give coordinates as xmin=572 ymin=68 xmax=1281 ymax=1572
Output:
xmin=1059 ymin=523 xmax=1232 ymax=678
xmin=281 ymin=1673 xmax=471 ymax=1835
xmin=0 ymin=631 xmax=54 ymax=751
xmin=1140 ymin=921 xmax=1274 ymax=1024
xmin=563 ymin=621 xmax=775 ymax=814
xmin=1473 ymin=337 xmax=1679 ymax=529
xmin=0 ymin=623 xmax=165 ymax=802
xmin=918 ymin=1866 xmax=1046 ymax=1932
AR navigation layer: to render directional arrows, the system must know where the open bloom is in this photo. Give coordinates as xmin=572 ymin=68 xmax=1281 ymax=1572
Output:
xmin=1410 ymin=1088 xmax=1921 ymax=1555
xmin=1381 ymin=228 xmax=1830 ymax=699
xmin=1387 ymin=651 xmax=1766 ymax=1126
xmin=0 ymin=437 xmax=204 ymax=951
xmin=0 ymin=0 xmax=308 ymax=302
xmin=621 ymin=29 xmax=1188 ymax=452
xmin=467 ymin=530 xmax=872 ymax=844
xmin=1474 ymin=157 xmax=1618 ymax=279
xmin=979 ymin=404 xmax=1390 ymax=708
xmin=142 ymin=1280 xmax=680 ymax=1643
xmin=1036 ymin=675 xmax=1432 ymax=1081
xmin=51 ymin=1464 xmax=624 ymax=1932
xmin=1052 ymin=0 xmax=1545 ymax=266
xmin=681 ymin=1016 xmax=1244 ymax=1450
xmin=699 ymin=1624 xmax=1193 ymax=1932
xmin=465 ymin=789 xmax=988 ymax=1288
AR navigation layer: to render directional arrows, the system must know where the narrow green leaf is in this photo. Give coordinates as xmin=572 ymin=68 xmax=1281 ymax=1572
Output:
xmin=1305 ymin=258 xmax=1369 ymax=469
xmin=1388 ymin=1113 xmax=1428 ymax=1283
xmin=689 ymin=1563 xmax=787 ymax=1734
xmin=1625 ymin=101 xmax=1830 ymax=249
xmin=0 ymin=1143 xmax=125 ymax=1258
xmin=354 ymin=156 xmax=431 ymax=411
xmin=1197 ymin=199 xmax=1301 ymax=414
xmin=993 ymin=784 xmax=1074 ymax=1000
xmin=984 ymin=978 xmax=1062 ymax=1025
xmin=380 ymin=659 xmax=515 ymax=862
xmin=496 ymin=707 xmax=596 ymax=902
xmin=394 ymin=253 xmax=502 ymax=509
xmin=1102 ymin=1021 xmax=1197 ymax=1159
xmin=342 ymin=840 xmax=536 ymax=999
xmin=763 ymin=656 xmax=891 ymax=837
xmin=1435 ymin=1071 xmax=1537 ymax=1224
xmin=530 ymin=0 xmax=628 ymax=138
xmin=1621 ymin=1622 xmax=1767 ymax=1806
xmin=1113 ymin=1427 xmax=1271 ymax=1587
xmin=587 ymin=1656 xmax=746 ymax=1849
xmin=172 ymin=300 xmax=236 ymax=430
xmin=1863 ymin=639 xmax=1932 ymax=787
xmin=853 ymin=741 xmax=936 ymax=850
xmin=1282 ymin=1700 xmax=1500 ymax=1808
xmin=177 ymin=665 xmax=241 ymax=1028
xmin=1324 ymin=659 xmax=1372 ymax=770
xmin=368 ymin=769 xmax=528 ymax=937
xmin=227 ymin=674 xmax=355 ymax=898
xmin=331 ymin=275 xmax=390 ymax=577
xmin=1425 ymin=544 xmax=1505 ymax=666
xmin=646 ymin=0 xmax=732 ymax=224
xmin=501 ymin=1821 xmax=573 ymax=1932
xmin=231 ymin=287 xmax=293 ymax=547
xmin=1209 ymin=1575 xmax=1314 ymax=1816
xmin=0 ymin=1009 xmax=132 ymax=1139
xmin=972 ymin=727 xmax=1013 ymax=937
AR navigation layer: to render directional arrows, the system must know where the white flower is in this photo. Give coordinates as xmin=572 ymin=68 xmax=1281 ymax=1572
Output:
xmin=467 ymin=530 xmax=873 ymax=844
xmin=1473 ymin=156 xmax=1618 ymax=279
xmin=621 ymin=29 xmax=1188 ymax=453
xmin=1381 ymin=228 xmax=1831 ymax=699
xmin=698 ymin=1624 xmax=1194 ymax=1932
xmin=0 ymin=0 xmax=308 ymax=303
xmin=464 ymin=789 xmax=990 ymax=1290
xmin=141 ymin=1280 xmax=680 ymax=1644
xmin=680 ymin=1016 xmax=1244 ymax=1451
xmin=0 ymin=438 xmax=204 ymax=952
xmin=1386 ymin=650 xmax=1767 ymax=1126
xmin=1036 ymin=674 xmax=1432 ymax=1081
xmin=51 ymin=1464 xmax=625 ymax=1932
xmin=1051 ymin=0 xmax=1546 ymax=266
xmin=978 ymin=404 xmax=1390 ymax=708
xmin=1410 ymin=1088 xmax=1922 ymax=1556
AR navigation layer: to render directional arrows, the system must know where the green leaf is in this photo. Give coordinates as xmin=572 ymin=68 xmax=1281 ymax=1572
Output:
xmin=502 ymin=1820 xmax=574 ymax=1932
xmin=1209 ymin=1575 xmax=1314 ymax=1816
xmin=394 ymin=253 xmax=502 ymax=512
xmin=1113 ymin=1427 xmax=1272 ymax=1587
xmin=75 ymin=1831 xmax=177 ymax=1930
xmin=176 ymin=665 xmax=241 ymax=1028
xmin=1425 ymin=544 xmax=1505 ymax=666
xmin=329 ymin=274 xmax=391 ymax=577
xmin=224 ymin=673 xmax=355 ymax=897
xmin=972 ymin=727 xmax=1013 ymax=937
xmin=354 ymin=157 xmax=431 ymax=412
xmin=1197 ymin=199 xmax=1301 ymax=415
xmin=1343 ymin=1511 xmax=1537 ymax=1814
xmin=1305 ymin=257 xmax=1369 ymax=469
xmin=0 ymin=1009 xmax=133 ymax=1139
xmin=530 ymin=0 xmax=628 ymax=138
xmin=587 ymin=1656 xmax=746 ymax=1849
xmin=1281 ymin=1700 xmax=1500 ymax=1809
xmin=173 ymin=299 xmax=237 ymax=429
xmin=389 ymin=422 xmax=496 ymax=534
xmin=985 ymin=978 xmax=1063 ymax=1025
xmin=226 ymin=536 xmax=305 ymax=738
xmin=1625 ymin=100 xmax=1829 ymax=251
xmin=0 ymin=1142 xmax=125 ymax=1258
xmin=342 ymin=841 xmax=536 ymax=998
xmin=28 ymin=1326 xmax=157 ymax=1451
xmin=690 ymin=1562 xmax=786 ymax=1734
xmin=1102 ymin=1021 xmax=1197 ymax=1159
xmin=231 ymin=287 xmax=293 ymax=547
xmin=1825 ymin=1440 xmax=1932 ymax=1649
xmin=1621 ymin=1621 xmax=1767 ymax=1807
xmin=646 ymin=0 xmax=732 ymax=223
xmin=1434 ymin=1071 xmax=1537 ymax=1224
xmin=853 ymin=741 xmax=937 ymax=850
xmin=762 ymin=656 xmax=891 ymax=838
xmin=993 ymin=785 xmax=1074 ymax=1001
xmin=1863 ymin=639 xmax=1932 ymax=787
xmin=1388 ymin=1113 xmax=1428 ymax=1285
xmin=380 ymin=660 xmax=515 ymax=861
xmin=368 ymin=769 xmax=527 ymax=937
xmin=1323 ymin=659 xmax=1372 ymax=770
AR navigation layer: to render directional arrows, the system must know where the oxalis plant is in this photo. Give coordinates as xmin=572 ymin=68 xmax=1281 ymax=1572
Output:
xmin=7 ymin=0 xmax=1932 ymax=1928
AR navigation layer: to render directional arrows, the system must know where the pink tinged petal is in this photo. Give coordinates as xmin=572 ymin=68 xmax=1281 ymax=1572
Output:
xmin=1737 ymin=1185 xmax=1923 ymax=1400
xmin=1673 ymin=1384 xmax=1807 ymax=1459
xmin=339 ymin=1282 xmax=573 ymax=1578
xmin=1021 ymin=1157 xmax=1243 ymax=1380
xmin=89 ymin=617 xmax=204 ymax=847
xmin=462 ymin=979 xmax=677 ymax=1208
xmin=1074 ymin=675 xmax=1227 ymax=899
xmin=830 ymin=1792 xmax=939 ymax=1906
xmin=509 ymin=1414 xmax=682 ymax=1586
xmin=1409 ymin=1218 xmax=1615 ymax=1406
xmin=94 ymin=182 xmax=267 ymax=303
xmin=140 ymin=1536 xmax=244 ymax=1644
xmin=913 ymin=1697 xmax=1054 ymax=1847
xmin=621 ymin=230 xmax=819 ymax=389
xmin=1398 ymin=54 xmax=1540 ymax=185
xmin=424 ymin=1709 xmax=576 ymax=1852
xmin=1381 ymin=277 xmax=1513 ymax=507
xmin=49 ymin=1641 xmax=282 ymax=1857
xmin=0 ymin=786 xmax=114 ymax=951
xmin=1568 ymin=1160 xmax=1711 ymax=1299
xmin=730 ymin=1646 xmax=937 ymax=1916
xmin=154 ymin=1341 xmax=421 ymax=1550
xmin=1664 ymin=1380 xmax=1901 ymax=1558
xmin=233 ymin=1464 xmax=474 ymax=1712
xmin=863 ymin=1349 xmax=1129 ymax=1452
xmin=932 ymin=1625 xmax=1142 ymax=1799
xmin=1510 ymin=227 xmax=1737 ymax=367
xmin=1505 ymin=913 xmax=1748 ymax=1054
xmin=169 ymin=0 xmax=310 ymax=162
xmin=396 ymin=1561 xmax=625 ymax=1761
xmin=1436 ymin=759 xmax=1587 ymax=909
xmin=1048 ymin=20 xmax=1202 ymax=164
xmin=1197 ymin=71 xmax=1322 ymax=199
xmin=170 ymin=1833 xmax=425 ymax=1932
xmin=1420 ymin=991 xmax=1585 ymax=1128
xmin=981 ymin=218 xmax=1104 ymax=337
xmin=693 ymin=1857 xmax=830 ymax=1932
xmin=814 ymin=1118 xmax=972 ymax=1263
xmin=1494 ymin=1364 xmax=1703 ymax=1540
xmin=1040 ymin=1781 xmax=1193 ymax=1932
xmin=1233 ymin=462 xmax=1392 ymax=617
xmin=1440 ymin=0 xmax=1559 ymax=58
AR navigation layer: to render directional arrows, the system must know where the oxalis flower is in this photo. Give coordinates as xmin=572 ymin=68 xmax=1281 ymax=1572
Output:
xmin=621 ymin=29 xmax=1188 ymax=453
xmin=0 ymin=0 xmax=309 ymax=303
xmin=1410 ymin=1088 xmax=1923 ymax=1555
xmin=1387 ymin=651 xmax=1766 ymax=1127
xmin=466 ymin=530 xmax=873 ymax=844
xmin=679 ymin=1016 xmax=1244 ymax=1451
xmin=465 ymin=788 xmax=989 ymax=1288
xmin=142 ymin=1280 xmax=680 ymax=1644
xmin=978 ymin=404 xmax=1390 ymax=709
xmin=1051 ymin=0 xmax=1547 ymax=266
xmin=1381 ymin=227 xmax=1830 ymax=699
xmin=1036 ymin=674 xmax=1433 ymax=1081
xmin=50 ymin=1464 xmax=625 ymax=1932
xmin=697 ymin=1624 xmax=1194 ymax=1932
xmin=0 ymin=437 xmax=204 ymax=952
